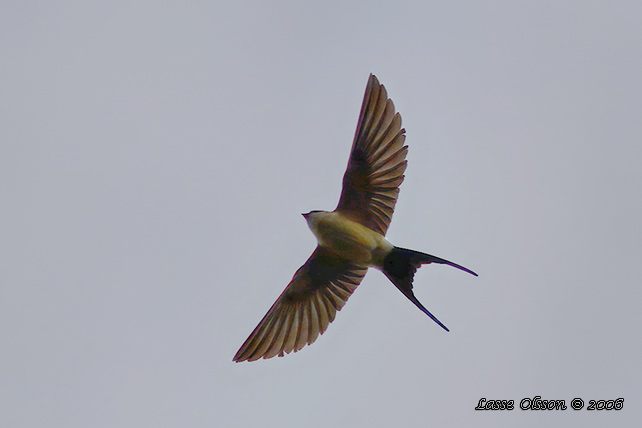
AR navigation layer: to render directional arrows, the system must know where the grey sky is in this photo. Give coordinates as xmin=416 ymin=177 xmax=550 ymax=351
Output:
xmin=2 ymin=1 xmax=641 ymax=427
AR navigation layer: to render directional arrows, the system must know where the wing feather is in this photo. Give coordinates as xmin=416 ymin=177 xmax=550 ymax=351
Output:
xmin=294 ymin=303 xmax=309 ymax=351
xmin=315 ymin=292 xmax=331 ymax=328
xmin=336 ymin=74 xmax=409 ymax=235
xmin=233 ymin=247 xmax=367 ymax=362
xmin=307 ymin=298 xmax=321 ymax=345
xmin=282 ymin=305 xmax=300 ymax=355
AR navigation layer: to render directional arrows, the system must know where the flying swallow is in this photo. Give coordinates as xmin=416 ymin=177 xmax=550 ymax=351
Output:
xmin=233 ymin=74 xmax=477 ymax=362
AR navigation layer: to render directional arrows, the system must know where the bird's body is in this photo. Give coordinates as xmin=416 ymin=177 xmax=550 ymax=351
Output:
xmin=304 ymin=211 xmax=393 ymax=267
xmin=233 ymin=74 xmax=477 ymax=362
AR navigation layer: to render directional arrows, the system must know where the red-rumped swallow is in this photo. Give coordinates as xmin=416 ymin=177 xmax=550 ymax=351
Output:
xmin=234 ymin=74 xmax=477 ymax=362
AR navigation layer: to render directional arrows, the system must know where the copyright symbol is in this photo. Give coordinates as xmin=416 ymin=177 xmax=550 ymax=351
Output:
xmin=571 ymin=398 xmax=584 ymax=410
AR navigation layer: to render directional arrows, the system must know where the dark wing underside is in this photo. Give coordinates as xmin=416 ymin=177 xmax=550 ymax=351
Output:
xmin=335 ymin=74 xmax=408 ymax=236
xmin=233 ymin=247 xmax=368 ymax=362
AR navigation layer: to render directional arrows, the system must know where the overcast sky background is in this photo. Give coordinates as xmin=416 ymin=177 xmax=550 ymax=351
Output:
xmin=2 ymin=1 xmax=641 ymax=427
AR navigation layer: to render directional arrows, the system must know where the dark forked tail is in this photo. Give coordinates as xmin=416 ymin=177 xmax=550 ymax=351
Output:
xmin=382 ymin=247 xmax=477 ymax=331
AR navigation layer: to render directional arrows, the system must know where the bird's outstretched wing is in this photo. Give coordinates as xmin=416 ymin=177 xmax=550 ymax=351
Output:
xmin=335 ymin=74 xmax=408 ymax=236
xmin=233 ymin=247 xmax=367 ymax=362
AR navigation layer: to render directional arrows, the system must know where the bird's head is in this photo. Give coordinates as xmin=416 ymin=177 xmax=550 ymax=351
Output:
xmin=302 ymin=210 xmax=327 ymax=232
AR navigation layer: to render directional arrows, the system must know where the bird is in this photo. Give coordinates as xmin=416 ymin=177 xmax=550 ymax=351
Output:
xmin=233 ymin=74 xmax=477 ymax=362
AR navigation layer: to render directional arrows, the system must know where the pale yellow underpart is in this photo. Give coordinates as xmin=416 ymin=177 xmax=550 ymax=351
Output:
xmin=305 ymin=211 xmax=394 ymax=267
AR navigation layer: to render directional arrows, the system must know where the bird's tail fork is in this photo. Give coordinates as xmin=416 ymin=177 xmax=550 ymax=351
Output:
xmin=381 ymin=247 xmax=477 ymax=331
